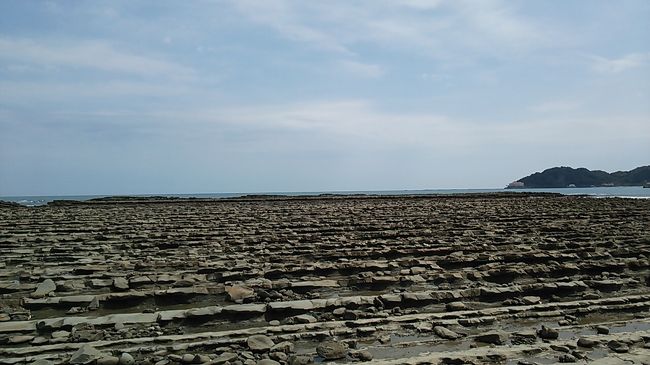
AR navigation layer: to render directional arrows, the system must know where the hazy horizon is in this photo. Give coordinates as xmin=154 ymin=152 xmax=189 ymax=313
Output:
xmin=1 ymin=1 xmax=649 ymax=196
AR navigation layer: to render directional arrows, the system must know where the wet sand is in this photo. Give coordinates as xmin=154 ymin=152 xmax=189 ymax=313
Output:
xmin=1 ymin=194 xmax=649 ymax=364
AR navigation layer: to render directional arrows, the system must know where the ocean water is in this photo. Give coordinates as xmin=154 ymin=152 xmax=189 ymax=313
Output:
xmin=2 ymin=186 xmax=649 ymax=207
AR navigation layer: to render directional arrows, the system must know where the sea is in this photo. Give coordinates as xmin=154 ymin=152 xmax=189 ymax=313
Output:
xmin=2 ymin=186 xmax=649 ymax=207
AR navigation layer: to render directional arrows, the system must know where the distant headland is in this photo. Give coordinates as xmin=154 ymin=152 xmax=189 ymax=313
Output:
xmin=507 ymin=165 xmax=650 ymax=189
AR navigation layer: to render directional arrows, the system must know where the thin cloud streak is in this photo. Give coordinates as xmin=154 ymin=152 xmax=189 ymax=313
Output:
xmin=590 ymin=53 xmax=650 ymax=74
xmin=0 ymin=37 xmax=195 ymax=78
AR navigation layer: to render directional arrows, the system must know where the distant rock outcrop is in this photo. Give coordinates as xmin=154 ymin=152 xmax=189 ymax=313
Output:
xmin=507 ymin=166 xmax=650 ymax=188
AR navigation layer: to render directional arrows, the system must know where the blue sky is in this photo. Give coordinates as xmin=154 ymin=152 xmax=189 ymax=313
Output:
xmin=1 ymin=0 xmax=649 ymax=196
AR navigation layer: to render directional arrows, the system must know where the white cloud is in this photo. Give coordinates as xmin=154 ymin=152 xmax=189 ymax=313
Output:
xmin=229 ymin=0 xmax=352 ymax=54
xmin=397 ymin=0 xmax=445 ymax=10
xmin=228 ymin=0 xmax=549 ymax=60
xmin=0 ymin=80 xmax=192 ymax=105
xmin=591 ymin=53 xmax=650 ymax=74
xmin=530 ymin=100 xmax=581 ymax=113
xmin=119 ymin=99 xmax=649 ymax=152
xmin=452 ymin=0 xmax=545 ymax=48
xmin=338 ymin=60 xmax=384 ymax=78
xmin=0 ymin=37 xmax=194 ymax=78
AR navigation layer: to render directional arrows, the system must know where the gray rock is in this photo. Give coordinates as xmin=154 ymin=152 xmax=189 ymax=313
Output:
xmin=291 ymin=314 xmax=316 ymax=324
xmin=550 ymin=344 xmax=571 ymax=353
xmin=8 ymin=335 xmax=34 ymax=344
xmin=97 ymin=357 xmax=120 ymax=365
xmin=194 ymin=355 xmax=211 ymax=363
xmin=32 ymin=279 xmax=56 ymax=298
xmin=69 ymin=345 xmax=105 ymax=364
xmin=30 ymin=360 xmax=54 ymax=365
xmin=119 ymin=352 xmax=135 ymax=365
xmin=226 ymin=286 xmax=255 ymax=302
xmin=522 ymin=296 xmax=541 ymax=304
xmin=475 ymin=331 xmax=508 ymax=345
xmin=270 ymin=352 xmax=288 ymax=362
xmin=180 ymin=354 xmax=195 ymax=364
xmin=558 ymin=354 xmax=576 ymax=363
xmin=351 ymin=350 xmax=373 ymax=361
xmin=213 ymin=352 xmax=238 ymax=364
xmin=88 ymin=296 xmax=100 ymax=310
xmin=271 ymin=341 xmax=295 ymax=353
xmin=113 ymin=277 xmax=129 ymax=291
xmin=222 ymin=303 xmax=266 ymax=315
xmin=247 ymin=334 xmax=275 ymax=352
xmin=433 ymin=326 xmax=462 ymax=340
xmin=445 ymin=302 xmax=466 ymax=311
xmin=577 ymin=337 xmax=598 ymax=348
xmin=607 ymin=340 xmax=629 ymax=353
xmin=31 ymin=336 xmax=49 ymax=345
xmin=595 ymin=325 xmax=609 ymax=334
xmin=357 ymin=326 xmax=377 ymax=336
xmin=316 ymin=340 xmax=348 ymax=360
xmin=537 ymin=325 xmax=559 ymax=340
xmin=287 ymin=355 xmax=312 ymax=365
xmin=257 ymin=360 xmax=280 ymax=365
xmin=51 ymin=330 xmax=70 ymax=338
xmin=73 ymin=328 xmax=104 ymax=342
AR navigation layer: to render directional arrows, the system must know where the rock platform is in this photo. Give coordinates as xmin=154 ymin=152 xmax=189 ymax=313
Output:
xmin=1 ymin=194 xmax=649 ymax=364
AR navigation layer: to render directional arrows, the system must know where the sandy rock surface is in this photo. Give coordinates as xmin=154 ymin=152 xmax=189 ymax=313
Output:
xmin=1 ymin=194 xmax=649 ymax=364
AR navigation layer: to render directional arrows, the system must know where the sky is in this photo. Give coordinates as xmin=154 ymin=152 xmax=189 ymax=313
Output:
xmin=1 ymin=0 xmax=649 ymax=196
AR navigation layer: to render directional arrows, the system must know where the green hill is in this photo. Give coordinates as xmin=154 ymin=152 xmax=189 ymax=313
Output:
xmin=507 ymin=166 xmax=650 ymax=188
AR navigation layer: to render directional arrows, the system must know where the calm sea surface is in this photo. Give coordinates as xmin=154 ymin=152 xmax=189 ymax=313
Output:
xmin=2 ymin=186 xmax=649 ymax=207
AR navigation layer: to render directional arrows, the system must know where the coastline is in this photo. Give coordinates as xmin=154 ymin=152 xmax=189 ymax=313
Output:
xmin=3 ymin=185 xmax=650 ymax=207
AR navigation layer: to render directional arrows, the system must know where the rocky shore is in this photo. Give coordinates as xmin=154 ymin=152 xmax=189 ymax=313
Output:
xmin=1 ymin=194 xmax=649 ymax=364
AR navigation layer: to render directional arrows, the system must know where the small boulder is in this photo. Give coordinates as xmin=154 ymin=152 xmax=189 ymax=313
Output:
xmin=607 ymin=340 xmax=629 ymax=353
xmin=32 ymin=279 xmax=56 ymax=298
xmin=271 ymin=341 xmax=295 ymax=353
xmin=97 ymin=357 xmax=119 ymax=365
xmin=118 ymin=352 xmax=135 ymax=365
xmin=595 ymin=325 xmax=609 ymax=334
xmin=88 ymin=296 xmax=100 ymax=310
xmin=577 ymin=337 xmax=598 ymax=348
xmin=226 ymin=286 xmax=255 ymax=302
xmin=351 ymin=350 xmax=373 ymax=361
xmin=112 ymin=277 xmax=129 ymax=291
xmin=213 ymin=352 xmax=238 ymax=364
xmin=558 ymin=354 xmax=577 ymax=363
xmin=537 ymin=325 xmax=559 ymax=340
xmin=69 ymin=345 xmax=105 ymax=364
xmin=287 ymin=355 xmax=312 ymax=365
xmin=290 ymin=314 xmax=317 ymax=324
xmin=270 ymin=352 xmax=288 ymax=362
xmin=51 ymin=330 xmax=70 ymax=338
xmin=180 ymin=354 xmax=196 ymax=364
xmin=316 ymin=340 xmax=348 ymax=360
xmin=475 ymin=331 xmax=508 ymax=345
xmin=247 ymin=335 xmax=274 ymax=352
xmin=257 ymin=360 xmax=280 ymax=365
xmin=433 ymin=326 xmax=462 ymax=340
